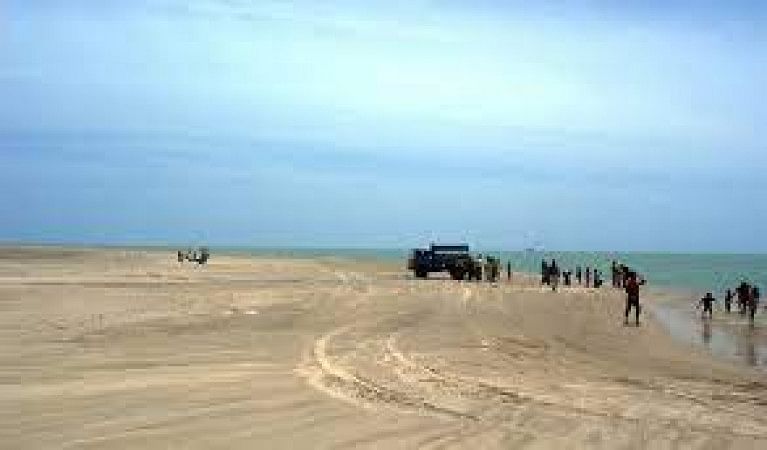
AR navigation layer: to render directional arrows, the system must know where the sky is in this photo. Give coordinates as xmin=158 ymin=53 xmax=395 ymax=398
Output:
xmin=1 ymin=0 xmax=765 ymax=251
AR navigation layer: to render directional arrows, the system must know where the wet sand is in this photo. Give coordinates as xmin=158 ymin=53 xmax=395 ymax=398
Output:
xmin=2 ymin=247 xmax=766 ymax=449
xmin=648 ymin=290 xmax=767 ymax=370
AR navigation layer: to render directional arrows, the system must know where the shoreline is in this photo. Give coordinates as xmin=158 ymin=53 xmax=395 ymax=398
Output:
xmin=3 ymin=243 xmax=765 ymax=370
xmin=3 ymin=245 xmax=766 ymax=448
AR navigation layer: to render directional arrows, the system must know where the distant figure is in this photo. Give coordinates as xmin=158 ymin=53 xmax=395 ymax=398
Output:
xmin=699 ymin=292 xmax=716 ymax=319
xmin=506 ymin=261 xmax=512 ymax=281
xmin=486 ymin=257 xmax=499 ymax=282
xmin=477 ymin=254 xmax=485 ymax=282
xmin=611 ymin=261 xmax=618 ymax=287
xmin=177 ymin=250 xmax=183 ymax=263
xmin=736 ymin=282 xmax=750 ymax=315
xmin=724 ymin=289 xmax=734 ymax=313
xmin=575 ymin=266 xmax=582 ymax=284
xmin=199 ymin=247 xmax=210 ymax=265
xmin=550 ymin=259 xmax=560 ymax=291
xmin=563 ymin=270 xmax=572 ymax=286
xmin=585 ymin=267 xmax=591 ymax=287
xmin=624 ymin=272 xmax=644 ymax=325
xmin=541 ymin=260 xmax=550 ymax=285
xmin=594 ymin=270 xmax=603 ymax=288
xmin=749 ymin=285 xmax=759 ymax=322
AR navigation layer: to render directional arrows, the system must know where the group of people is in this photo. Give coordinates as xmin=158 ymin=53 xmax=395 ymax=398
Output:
xmin=540 ymin=259 xmax=605 ymax=291
xmin=700 ymin=282 xmax=762 ymax=322
xmin=176 ymin=247 xmax=210 ymax=265
xmin=495 ymin=257 xmax=762 ymax=329
xmin=539 ymin=258 xmax=646 ymax=325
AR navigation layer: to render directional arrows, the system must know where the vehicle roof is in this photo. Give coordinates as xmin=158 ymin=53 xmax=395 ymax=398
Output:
xmin=430 ymin=244 xmax=470 ymax=252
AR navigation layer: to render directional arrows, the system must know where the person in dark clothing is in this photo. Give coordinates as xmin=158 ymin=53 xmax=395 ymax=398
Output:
xmin=724 ymin=289 xmax=734 ymax=313
xmin=619 ymin=264 xmax=627 ymax=288
xmin=575 ymin=266 xmax=582 ymax=284
xmin=563 ymin=270 xmax=572 ymax=286
xmin=736 ymin=282 xmax=750 ymax=315
xmin=550 ymin=259 xmax=560 ymax=291
xmin=624 ymin=272 xmax=644 ymax=325
xmin=541 ymin=260 xmax=549 ymax=285
xmin=611 ymin=261 xmax=618 ymax=287
xmin=699 ymin=292 xmax=716 ymax=319
xmin=748 ymin=285 xmax=758 ymax=322
xmin=585 ymin=267 xmax=591 ymax=287
xmin=506 ymin=261 xmax=512 ymax=281
xmin=594 ymin=270 xmax=603 ymax=288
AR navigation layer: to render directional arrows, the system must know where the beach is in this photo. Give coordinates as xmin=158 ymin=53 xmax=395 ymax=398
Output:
xmin=3 ymin=247 xmax=766 ymax=449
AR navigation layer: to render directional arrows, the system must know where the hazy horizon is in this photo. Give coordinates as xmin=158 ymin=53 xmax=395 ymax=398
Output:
xmin=2 ymin=1 xmax=765 ymax=252
xmin=4 ymin=239 xmax=767 ymax=256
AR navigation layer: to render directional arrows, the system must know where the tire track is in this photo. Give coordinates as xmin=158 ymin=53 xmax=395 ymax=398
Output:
xmin=382 ymin=334 xmax=767 ymax=438
xmin=298 ymin=323 xmax=475 ymax=420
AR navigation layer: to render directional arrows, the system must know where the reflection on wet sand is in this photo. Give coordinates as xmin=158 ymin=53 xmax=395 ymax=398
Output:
xmin=735 ymin=323 xmax=758 ymax=367
xmin=651 ymin=302 xmax=766 ymax=369
xmin=702 ymin=319 xmax=712 ymax=346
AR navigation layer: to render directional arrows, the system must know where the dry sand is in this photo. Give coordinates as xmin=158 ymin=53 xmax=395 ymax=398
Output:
xmin=2 ymin=247 xmax=766 ymax=449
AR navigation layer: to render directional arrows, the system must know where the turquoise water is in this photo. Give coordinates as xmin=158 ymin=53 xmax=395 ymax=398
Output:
xmin=220 ymin=247 xmax=766 ymax=296
xmin=499 ymin=251 xmax=767 ymax=296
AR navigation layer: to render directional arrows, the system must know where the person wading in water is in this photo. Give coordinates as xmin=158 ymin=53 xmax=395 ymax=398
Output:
xmin=736 ymin=281 xmax=750 ymax=315
xmin=699 ymin=292 xmax=716 ymax=319
xmin=724 ymin=289 xmax=734 ymax=314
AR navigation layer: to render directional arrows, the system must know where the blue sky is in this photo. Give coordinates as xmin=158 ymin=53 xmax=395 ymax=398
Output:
xmin=1 ymin=1 xmax=765 ymax=251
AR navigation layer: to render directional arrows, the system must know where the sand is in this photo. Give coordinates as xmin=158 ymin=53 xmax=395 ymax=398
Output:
xmin=2 ymin=247 xmax=766 ymax=449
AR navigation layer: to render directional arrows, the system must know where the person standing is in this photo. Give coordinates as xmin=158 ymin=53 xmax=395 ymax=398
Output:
xmin=624 ymin=272 xmax=644 ymax=325
xmin=736 ymin=282 xmax=750 ymax=315
xmin=575 ymin=266 xmax=582 ymax=285
xmin=724 ymin=289 xmax=734 ymax=313
xmin=550 ymin=259 xmax=560 ymax=292
xmin=585 ymin=267 xmax=591 ymax=288
xmin=621 ymin=265 xmax=630 ymax=288
xmin=699 ymin=292 xmax=716 ymax=319
xmin=611 ymin=261 xmax=618 ymax=288
xmin=749 ymin=285 xmax=759 ymax=322
xmin=477 ymin=254 xmax=485 ymax=282
xmin=594 ymin=270 xmax=602 ymax=288
xmin=506 ymin=261 xmax=512 ymax=281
